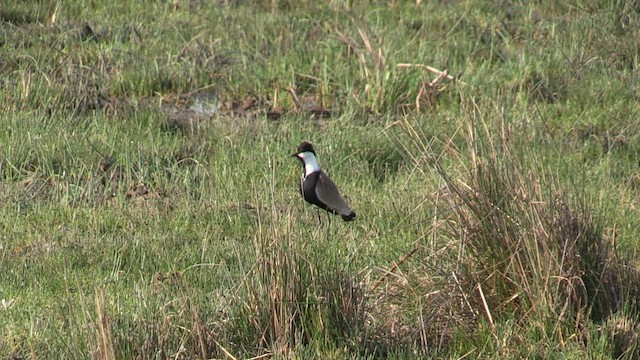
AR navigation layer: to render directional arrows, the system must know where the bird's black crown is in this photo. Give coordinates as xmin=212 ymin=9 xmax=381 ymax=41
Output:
xmin=296 ymin=141 xmax=316 ymax=155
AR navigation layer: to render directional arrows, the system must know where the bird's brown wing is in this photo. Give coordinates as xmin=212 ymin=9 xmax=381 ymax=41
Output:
xmin=315 ymin=171 xmax=353 ymax=216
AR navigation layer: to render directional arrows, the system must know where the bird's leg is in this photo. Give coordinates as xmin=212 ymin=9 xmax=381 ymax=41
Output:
xmin=324 ymin=211 xmax=330 ymax=239
xmin=325 ymin=211 xmax=333 ymax=239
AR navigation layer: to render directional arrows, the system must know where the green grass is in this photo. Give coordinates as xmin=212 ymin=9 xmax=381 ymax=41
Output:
xmin=1 ymin=0 xmax=640 ymax=358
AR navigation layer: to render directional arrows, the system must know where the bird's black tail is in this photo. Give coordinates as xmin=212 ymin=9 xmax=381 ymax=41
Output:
xmin=341 ymin=211 xmax=356 ymax=222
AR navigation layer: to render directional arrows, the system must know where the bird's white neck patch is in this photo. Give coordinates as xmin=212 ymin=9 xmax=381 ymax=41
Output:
xmin=298 ymin=151 xmax=320 ymax=176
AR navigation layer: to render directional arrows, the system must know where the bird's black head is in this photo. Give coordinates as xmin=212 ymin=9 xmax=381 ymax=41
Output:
xmin=292 ymin=141 xmax=316 ymax=157
xmin=297 ymin=141 xmax=315 ymax=154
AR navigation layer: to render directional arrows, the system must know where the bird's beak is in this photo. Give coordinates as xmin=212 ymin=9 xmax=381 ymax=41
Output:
xmin=290 ymin=152 xmax=299 ymax=158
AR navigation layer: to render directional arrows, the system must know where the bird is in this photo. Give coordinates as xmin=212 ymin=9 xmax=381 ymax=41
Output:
xmin=291 ymin=141 xmax=356 ymax=222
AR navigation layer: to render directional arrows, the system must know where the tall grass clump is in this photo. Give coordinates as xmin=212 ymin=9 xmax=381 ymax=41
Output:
xmin=224 ymin=196 xmax=366 ymax=357
xmin=391 ymin=96 xmax=640 ymax=356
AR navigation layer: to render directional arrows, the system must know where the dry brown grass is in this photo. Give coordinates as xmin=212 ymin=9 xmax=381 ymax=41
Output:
xmin=94 ymin=288 xmax=116 ymax=360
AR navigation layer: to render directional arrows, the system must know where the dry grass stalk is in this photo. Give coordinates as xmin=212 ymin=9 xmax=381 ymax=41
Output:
xmin=397 ymin=63 xmax=459 ymax=112
xmin=370 ymin=244 xmax=420 ymax=291
xmin=477 ymin=283 xmax=494 ymax=329
xmin=94 ymin=287 xmax=116 ymax=360
xmin=358 ymin=28 xmax=386 ymax=69
xmin=335 ymin=27 xmax=385 ymax=76
xmin=397 ymin=63 xmax=456 ymax=81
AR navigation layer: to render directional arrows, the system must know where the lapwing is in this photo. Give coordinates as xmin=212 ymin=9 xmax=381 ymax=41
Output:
xmin=292 ymin=142 xmax=356 ymax=222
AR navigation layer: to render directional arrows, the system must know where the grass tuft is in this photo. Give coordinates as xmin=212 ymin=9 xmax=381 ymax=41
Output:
xmin=395 ymin=95 xmax=640 ymax=356
xmin=226 ymin=202 xmax=368 ymax=357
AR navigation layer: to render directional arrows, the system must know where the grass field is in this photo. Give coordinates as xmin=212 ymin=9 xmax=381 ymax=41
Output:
xmin=1 ymin=0 xmax=640 ymax=358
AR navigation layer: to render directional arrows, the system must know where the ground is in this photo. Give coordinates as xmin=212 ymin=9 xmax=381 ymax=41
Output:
xmin=1 ymin=1 xmax=639 ymax=359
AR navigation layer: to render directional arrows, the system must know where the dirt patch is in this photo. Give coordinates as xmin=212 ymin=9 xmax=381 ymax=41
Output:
xmin=158 ymin=92 xmax=219 ymax=134
xmin=157 ymin=88 xmax=337 ymax=130
xmin=125 ymin=183 xmax=161 ymax=201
